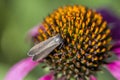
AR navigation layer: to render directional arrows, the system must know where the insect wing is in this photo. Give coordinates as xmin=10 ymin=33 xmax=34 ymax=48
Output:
xmin=28 ymin=41 xmax=50 ymax=56
xmin=27 ymin=34 xmax=63 ymax=61
xmin=33 ymin=34 xmax=62 ymax=61
xmin=28 ymin=34 xmax=61 ymax=56
xmin=33 ymin=44 xmax=59 ymax=61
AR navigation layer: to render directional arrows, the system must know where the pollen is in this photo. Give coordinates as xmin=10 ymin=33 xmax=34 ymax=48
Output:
xmin=35 ymin=5 xmax=112 ymax=80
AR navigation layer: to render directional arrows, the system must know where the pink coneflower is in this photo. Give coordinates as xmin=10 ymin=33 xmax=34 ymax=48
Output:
xmin=5 ymin=5 xmax=120 ymax=80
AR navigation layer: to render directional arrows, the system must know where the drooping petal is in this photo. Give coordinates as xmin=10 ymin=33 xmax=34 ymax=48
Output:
xmin=38 ymin=71 xmax=54 ymax=80
xmin=97 ymin=9 xmax=119 ymax=23
xmin=111 ymin=41 xmax=120 ymax=59
xmin=4 ymin=57 xmax=39 ymax=80
xmin=112 ymin=48 xmax=120 ymax=59
xmin=106 ymin=61 xmax=120 ymax=80
xmin=29 ymin=24 xmax=45 ymax=37
xmin=89 ymin=75 xmax=97 ymax=80
xmin=26 ymin=24 xmax=45 ymax=43
xmin=111 ymin=21 xmax=120 ymax=41
xmin=98 ymin=9 xmax=120 ymax=41
xmin=29 ymin=25 xmax=39 ymax=37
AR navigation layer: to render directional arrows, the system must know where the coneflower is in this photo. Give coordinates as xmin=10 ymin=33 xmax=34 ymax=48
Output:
xmin=5 ymin=5 xmax=120 ymax=80
xmin=33 ymin=5 xmax=112 ymax=80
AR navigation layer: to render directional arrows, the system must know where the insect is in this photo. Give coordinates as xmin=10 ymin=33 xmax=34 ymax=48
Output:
xmin=27 ymin=34 xmax=63 ymax=61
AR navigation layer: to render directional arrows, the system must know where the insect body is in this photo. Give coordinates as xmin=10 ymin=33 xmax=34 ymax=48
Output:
xmin=27 ymin=34 xmax=63 ymax=61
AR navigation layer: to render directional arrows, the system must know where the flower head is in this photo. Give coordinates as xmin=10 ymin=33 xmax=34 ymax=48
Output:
xmin=5 ymin=5 xmax=120 ymax=80
xmin=33 ymin=5 xmax=112 ymax=79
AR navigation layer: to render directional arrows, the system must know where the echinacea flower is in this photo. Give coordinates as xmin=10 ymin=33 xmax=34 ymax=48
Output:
xmin=5 ymin=5 xmax=120 ymax=80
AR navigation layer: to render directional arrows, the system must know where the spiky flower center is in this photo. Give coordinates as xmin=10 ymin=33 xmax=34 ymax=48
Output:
xmin=34 ymin=5 xmax=112 ymax=79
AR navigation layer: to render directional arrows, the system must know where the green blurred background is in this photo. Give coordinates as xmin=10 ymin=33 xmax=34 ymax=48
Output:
xmin=0 ymin=0 xmax=120 ymax=80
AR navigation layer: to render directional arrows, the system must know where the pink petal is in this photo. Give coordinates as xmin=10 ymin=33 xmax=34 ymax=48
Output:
xmin=29 ymin=24 xmax=45 ymax=37
xmin=97 ymin=8 xmax=119 ymax=24
xmin=111 ymin=41 xmax=120 ymax=59
xmin=112 ymin=48 xmax=120 ymax=59
xmin=89 ymin=75 xmax=97 ymax=80
xmin=106 ymin=61 xmax=120 ymax=80
xmin=38 ymin=72 xmax=54 ymax=80
xmin=111 ymin=21 xmax=120 ymax=41
xmin=26 ymin=24 xmax=45 ymax=43
xmin=4 ymin=57 xmax=39 ymax=80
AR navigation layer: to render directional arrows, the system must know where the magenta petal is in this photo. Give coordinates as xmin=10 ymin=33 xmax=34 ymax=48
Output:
xmin=29 ymin=25 xmax=39 ymax=37
xmin=89 ymin=75 xmax=97 ymax=80
xmin=111 ymin=21 xmax=120 ymax=41
xmin=97 ymin=9 xmax=119 ymax=23
xmin=38 ymin=72 xmax=54 ymax=80
xmin=106 ymin=61 xmax=120 ymax=80
xmin=111 ymin=41 xmax=120 ymax=59
xmin=26 ymin=24 xmax=45 ymax=43
xmin=4 ymin=57 xmax=39 ymax=80
xmin=112 ymin=48 xmax=120 ymax=59
xmin=97 ymin=9 xmax=120 ymax=41
xmin=29 ymin=24 xmax=45 ymax=37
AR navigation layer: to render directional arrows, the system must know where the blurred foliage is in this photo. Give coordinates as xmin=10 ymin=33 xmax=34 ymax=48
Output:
xmin=0 ymin=0 xmax=120 ymax=80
